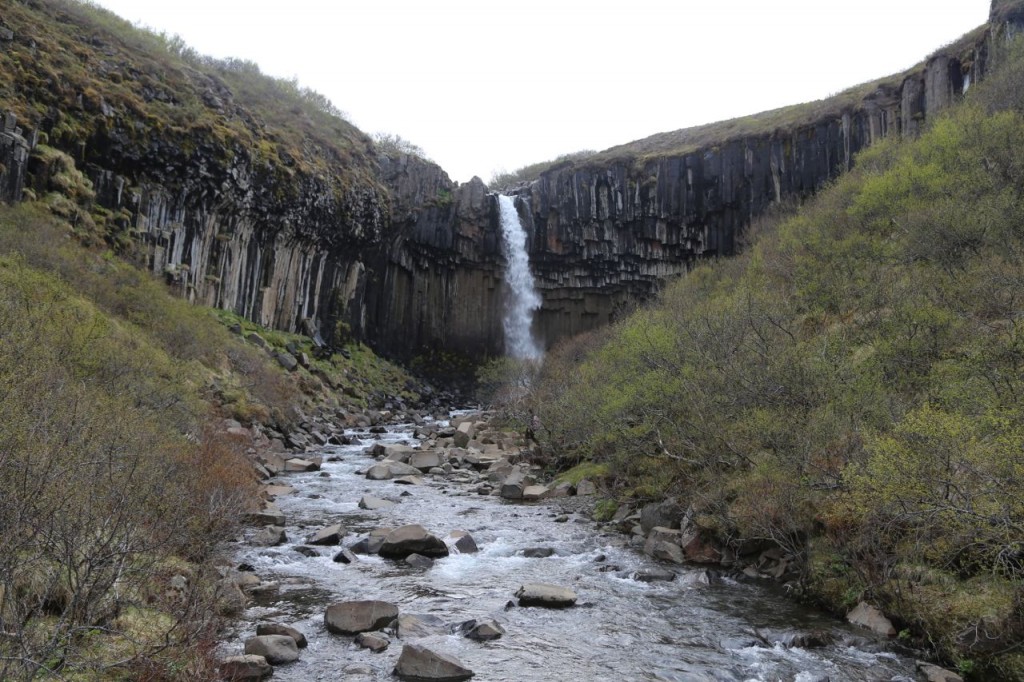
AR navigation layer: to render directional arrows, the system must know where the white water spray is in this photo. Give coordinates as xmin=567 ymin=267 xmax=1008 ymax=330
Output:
xmin=497 ymin=194 xmax=543 ymax=360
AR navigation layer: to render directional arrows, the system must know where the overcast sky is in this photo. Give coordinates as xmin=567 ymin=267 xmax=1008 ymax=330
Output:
xmin=91 ymin=0 xmax=989 ymax=184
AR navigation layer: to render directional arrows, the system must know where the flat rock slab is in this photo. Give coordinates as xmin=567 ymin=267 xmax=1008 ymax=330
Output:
xmin=515 ymin=583 xmax=577 ymax=608
xmin=355 ymin=631 xmax=390 ymax=652
xmin=263 ymin=484 xmax=297 ymax=497
xmin=306 ymin=523 xmax=344 ymax=546
xmin=284 ymin=457 xmax=320 ymax=472
xmin=393 ymin=475 xmax=424 ymax=485
xmin=243 ymin=634 xmax=299 ymax=665
xmin=219 ymin=654 xmax=272 ymax=680
xmin=359 ymin=495 xmax=396 ymax=510
xmin=521 ymin=485 xmax=549 ymax=501
xmin=256 ymin=622 xmax=307 ymax=648
xmin=367 ymin=461 xmax=421 ymax=480
xmin=396 ymin=613 xmax=446 ymax=639
xmin=324 ymin=600 xmax=399 ymax=635
xmin=394 ymin=644 xmax=474 ymax=681
xmin=379 ymin=525 xmax=450 ymax=559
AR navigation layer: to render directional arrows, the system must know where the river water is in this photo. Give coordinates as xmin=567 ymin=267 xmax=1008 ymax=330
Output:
xmin=224 ymin=420 xmax=919 ymax=682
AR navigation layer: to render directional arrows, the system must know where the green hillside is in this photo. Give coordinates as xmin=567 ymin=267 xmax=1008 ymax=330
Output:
xmin=527 ymin=39 xmax=1024 ymax=680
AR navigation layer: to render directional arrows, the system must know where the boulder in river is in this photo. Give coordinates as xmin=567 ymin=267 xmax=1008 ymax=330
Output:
xmin=219 ymin=654 xmax=272 ymax=680
xmin=575 ymin=479 xmax=597 ymax=496
xmin=355 ymin=631 xmax=390 ymax=652
xmin=521 ymin=547 xmax=555 ymax=558
xmin=396 ymin=613 xmax=446 ymax=638
xmin=306 ymin=523 xmax=344 ymax=546
xmin=252 ymin=526 xmax=287 ymax=547
xmin=409 ymin=450 xmax=442 ymax=472
xmin=379 ymin=525 xmax=450 ymax=559
xmin=916 ymin=661 xmax=964 ymax=682
xmin=460 ymin=619 xmax=506 ymax=641
xmin=367 ymin=461 xmax=420 ymax=480
xmin=522 ymin=485 xmax=549 ymax=501
xmin=359 ymin=495 xmax=396 ymax=510
xmin=447 ymin=530 xmax=479 ymax=554
xmin=405 ymin=553 xmax=434 ymax=569
xmin=394 ymin=644 xmax=474 ymax=681
xmin=515 ymin=583 xmax=577 ymax=608
xmin=324 ymin=600 xmax=399 ymax=635
xmin=333 ymin=548 xmax=359 ymax=564
xmin=243 ymin=634 xmax=299 ymax=664
xmin=284 ymin=457 xmax=320 ymax=472
xmin=632 ymin=567 xmax=677 ymax=583
xmin=393 ymin=475 xmax=424 ymax=485
xmin=256 ymin=622 xmax=307 ymax=648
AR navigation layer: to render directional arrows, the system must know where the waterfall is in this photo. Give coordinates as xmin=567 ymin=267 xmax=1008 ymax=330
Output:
xmin=497 ymin=194 xmax=543 ymax=360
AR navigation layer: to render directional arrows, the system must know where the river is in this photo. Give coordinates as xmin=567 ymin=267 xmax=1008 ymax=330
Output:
xmin=222 ymin=417 xmax=919 ymax=682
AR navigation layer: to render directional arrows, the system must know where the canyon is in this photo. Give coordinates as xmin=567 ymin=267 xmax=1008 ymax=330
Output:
xmin=1 ymin=2 xmax=1022 ymax=361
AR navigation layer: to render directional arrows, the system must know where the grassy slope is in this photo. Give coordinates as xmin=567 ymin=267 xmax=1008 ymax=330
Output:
xmin=0 ymin=197 xmax=419 ymax=679
xmin=531 ymin=39 xmax=1024 ymax=680
xmin=0 ymin=0 xmax=385 ymax=208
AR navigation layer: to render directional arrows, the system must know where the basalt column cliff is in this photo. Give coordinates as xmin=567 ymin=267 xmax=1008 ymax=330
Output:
xmin=1 ymin=1 xmax=1022 ymax=361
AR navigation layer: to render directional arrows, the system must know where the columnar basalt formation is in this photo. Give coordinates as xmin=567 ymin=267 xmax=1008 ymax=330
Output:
xmin=1 ymin=2 xmax=1021 ymax=361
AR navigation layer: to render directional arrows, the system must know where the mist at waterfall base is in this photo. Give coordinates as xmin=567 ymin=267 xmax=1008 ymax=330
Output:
xmin=497 ymin=195 xmax=543 ymax=361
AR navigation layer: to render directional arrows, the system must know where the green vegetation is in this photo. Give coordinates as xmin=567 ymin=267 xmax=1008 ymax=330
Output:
xmin=520 ymin=38 xmax=1024 ymax=679
xmin=489 ymin=150 xmax=597 ymax=189
xmin=0 ymin=201 xmax=419 ymax=679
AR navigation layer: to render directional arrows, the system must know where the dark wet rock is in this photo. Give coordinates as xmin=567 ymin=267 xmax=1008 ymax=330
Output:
xmin=720 ymin=636 xmax=760 ymax=650
xmin=324 ymin=600 xmax=399 ymax=635
xmin=379 ymin=524 xmax=450 ymax=559
xmin=632 ymin=567 xmax=676 ymax=583
xmin=460 ymin=619 xmax=506 ymax=642
xmin=333 ymin=548 xmax=359 ymax=564
xmin=640 ymin=498 xmax=683 ymax=533
xmin=395 ymin=613 xmax=446 ymax=638
xmin=252 ymin=526 xmax=287 ymax=547
xmin=394 ymin=644 xmax=474 ymax=681
xmin=777 ymin=630 xmax=835 ymax=649
xmin=644 ymin=526 xmax=685 ymax=564
xmin=521 ymin=547 xmax=555 ymax=558
xmin=359 ymin=495 xmax=396 ymax=510
xmin=256 ymin=623 xmax=307 ymax=648
xmin=355 ymin=631 xmax=391 ymax=652
xmin=447 ymin=530 xmax=478 ymax=554
xmin=306 ymin=523 xmax=344 ymax=546
xmin=405 ymin=553 xmax=434 ymax=569
xmin=243 ymin=634 xmax=299 ymax=664
xmin=515 ymin=583 xmax=577 ymax=608
xmin=219 ymin=654 xmax=272 ymax=680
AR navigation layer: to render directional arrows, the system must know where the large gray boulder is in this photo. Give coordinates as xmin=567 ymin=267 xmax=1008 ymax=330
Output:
xmin=219 ymin=654 xmax=272 ymax=680
xmin=324 ymin=600 xmax=399 ymax=635
xmin=644 ymin=526 xmax=685 ymax=564
xmin=408 ymin=450 xmax=442 ymax=472
xmin=252 ymin=526 xmax=287 ymax=547
xmin=395 ymin=613 xmax=446 ymax=638
xmin=447 ymin=531 xmax=478 ymax=554
xmin=640 ymin=498 xmax=683 ymax=533
xmin=256 ymin=623 xmax=307 ymax=648
xmin=243 ymin=634 xmax=299 ymax=664
xmin=306 ymin=523 xmax=344 ymax=546
xmin=379 ymin=525 xmax=450 ymax=559
xmin=367 ymin=461 xmax=421 ymax=480
xmin=358 ymin=495 xmax=396 ymax=510
xmin=514 ymin=583 xmax=577 ymax=608
xmin=462 ymin=619 xmax=505 ymax=641
xmin=394 ymin=644 xmax=474 ymax=681
xmin=846 ymin=602 xmax=896 ymax=637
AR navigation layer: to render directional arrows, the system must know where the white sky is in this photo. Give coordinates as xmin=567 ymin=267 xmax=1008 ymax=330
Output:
xmin=91 ymin=1 xmax=990 ymax=184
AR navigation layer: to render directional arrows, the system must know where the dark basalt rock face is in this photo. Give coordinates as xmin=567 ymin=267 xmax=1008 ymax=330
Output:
xmin=1 ymin=5 xmax=1021 ymax=361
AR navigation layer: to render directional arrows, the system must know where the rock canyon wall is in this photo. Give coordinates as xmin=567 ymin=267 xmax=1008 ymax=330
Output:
xmin=1 ymin=4 xmax=1021 ymax=361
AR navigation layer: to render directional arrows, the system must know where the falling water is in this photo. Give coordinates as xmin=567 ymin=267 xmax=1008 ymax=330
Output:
xmin=497 ymin=194 xmax=543 ymax=360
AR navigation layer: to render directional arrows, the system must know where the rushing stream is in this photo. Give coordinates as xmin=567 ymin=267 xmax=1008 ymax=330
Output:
xmin=224 ymin=419 xmax=919 ymax=681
